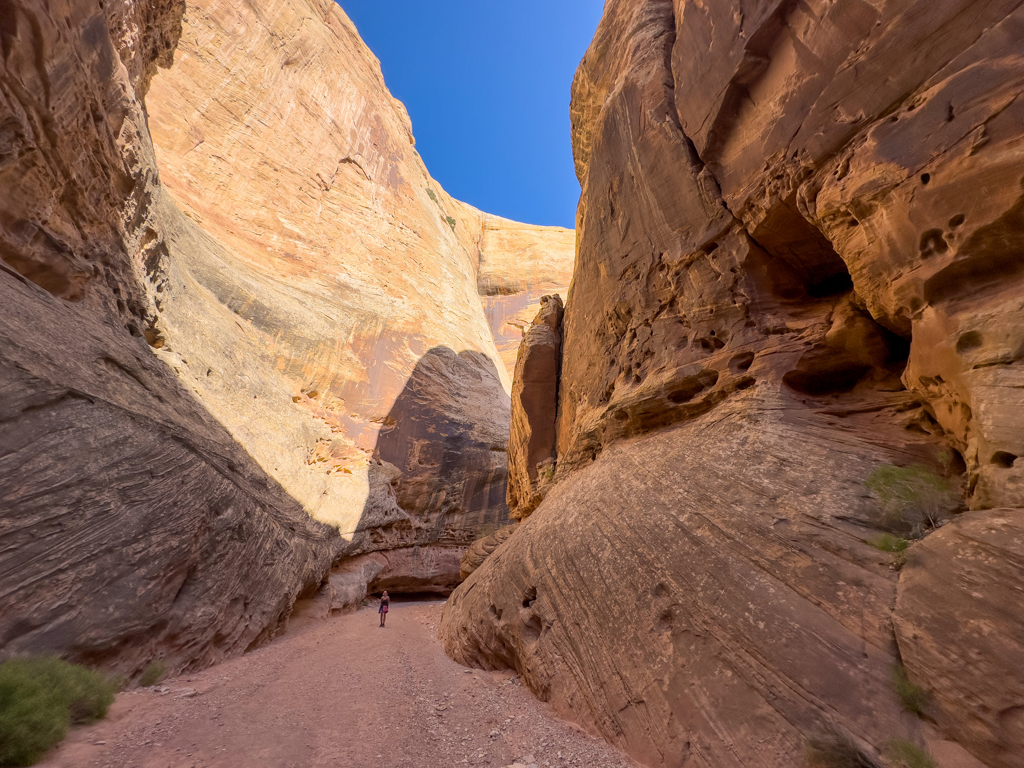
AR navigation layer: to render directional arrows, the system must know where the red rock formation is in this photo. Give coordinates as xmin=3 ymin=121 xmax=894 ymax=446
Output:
xmin=894 ymin=509 xmax=1024 ymax=768
xmin=507 ymin=295 xmax=565 ymax=519
xmin=442 ymin=1 xmax=1023 ymax=766
xmin=0 ymin=0 xmax=335 ymax=678
xmin=460 ymin=524 xmax=516 ymax=581
xmin=0 ymin=0 xmax=573 ymax=674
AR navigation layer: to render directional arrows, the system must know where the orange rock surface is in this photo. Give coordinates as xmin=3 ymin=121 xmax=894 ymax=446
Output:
xmin=442 ymin=2 xmax=1023 ymax=767
xmin=0 ymin=0 xmax=573 ymax=676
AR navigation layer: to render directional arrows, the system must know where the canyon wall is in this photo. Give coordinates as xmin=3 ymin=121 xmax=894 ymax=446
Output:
xmin=0 ymin=0 xmax=337 ymax=678
xmin=142 ymin=0 xmax=521 ymax=586
xmin=0 ymin=0 xmax=574 ymax=675
xmin=442 ymin=2 xmax=1023 ymax=767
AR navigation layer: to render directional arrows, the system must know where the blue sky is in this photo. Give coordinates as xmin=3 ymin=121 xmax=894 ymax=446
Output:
xmin=337 ymin=1 xmax=605 ymax=229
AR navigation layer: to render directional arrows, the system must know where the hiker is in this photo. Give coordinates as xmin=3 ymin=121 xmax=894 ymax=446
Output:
xmin=379 ymin=590 xmax=389 ymax=627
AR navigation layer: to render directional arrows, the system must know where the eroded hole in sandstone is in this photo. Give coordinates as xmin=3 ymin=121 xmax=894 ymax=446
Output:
xmin=752 ymin=196 xmax=853 ymax=301
xmin=919 ymin=229 xmax=948 ymax=258
xmin=521 ymin=613 xmax=542 ymax=642
xmin=667 ymin=369 xmax=719 ymax=403
xmin=522 ymin=586 xmax=537 ymax=609
xmin=735 ymin=376 xmax=756 ymax=390
xmin=956 ymin=331 xmax=983 ymax=353
xmin=991 ymin=451 xmax=1017 ymax=468
xmin=698 ymin=335 xmax=726 ymax=351
xmin=656 ymin=608 xmax=675 ymax=632
xmin=806 ymin=270 xmax=854 ymax=299
xmin=783 ymin=366 xmax=871 ymax=396
xmin=729 ymin=351 xmax=755 ymax=373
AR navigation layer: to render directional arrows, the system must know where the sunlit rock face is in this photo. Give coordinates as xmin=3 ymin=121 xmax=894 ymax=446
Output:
xmin=476 ymin=215 xmax=576 ymax=379
xmin=441 ymin=1 xmax=1023 ymax=767
xmin=0 ymin=0 xmax=573 ymax=675
xmin=0 ymin=0 xmax=335 ymax=679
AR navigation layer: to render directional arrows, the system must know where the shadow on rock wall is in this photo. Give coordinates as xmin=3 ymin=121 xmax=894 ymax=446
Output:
xmin=294 ymin=347 xmax=513 ymax=615
xmin=0 ymin=266 xmax=339 ymax=682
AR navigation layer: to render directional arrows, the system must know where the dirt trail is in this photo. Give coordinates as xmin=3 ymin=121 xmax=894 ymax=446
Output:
xmin=40 ymin=601 xmax=635 ymax=768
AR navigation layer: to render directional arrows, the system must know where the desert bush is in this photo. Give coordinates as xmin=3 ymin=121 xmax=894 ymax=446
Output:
xmin=426 ymin=188 xmax=438 ymax=204
xmin=806 ymin=731 xmax=879 ymax=767
xmin=868 ymin=533 xmax=910 ymax=553
xmin=892 ymin=664 xmax=928 ymax=715
xmin=445 ymin=215 xmax=457 ymax=232
xmin=883 ymin=740 xmax=937 ymax=768
xmin=868 ymin=533 xmax=911 ymax=569
xmin=138 ymin=661 xmax=166 ymax=688
xmin=0 ymin=657 xmax=115 ymax=766
xmin=865 ymin=464 xmax=957 ymax=530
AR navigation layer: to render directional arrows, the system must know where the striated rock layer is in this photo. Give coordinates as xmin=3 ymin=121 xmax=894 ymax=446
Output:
xmin=1 ymin=0 xmax=573 ymax=675
xmin=442 ymin=1 xmax=1023 ymax=767
xmin=894 ymin=508 xmax=1024 ymax=768
xmin=506 ymin=295 xmax=565 ymax=519
xmin=0 ymin=0 xmax=334 ymax=678
xmin=142 ymin=0 xmax=577 ymax=582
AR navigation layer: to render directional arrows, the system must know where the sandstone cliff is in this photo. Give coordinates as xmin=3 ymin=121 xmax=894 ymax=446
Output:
xmin=475 ymin=215 xmax=576 ymax=378
xmin=142 ymin=0 xmax=523 ymax=584
xmin=441 ymin=2 xmax=1023 ymax=767
xmin=0 ymin=0 xmax=336 ymax=678
xmin=1 ymin=0 xmax=574 ymax=676
xmin=506 ymin=295 xmax=565 ymax=519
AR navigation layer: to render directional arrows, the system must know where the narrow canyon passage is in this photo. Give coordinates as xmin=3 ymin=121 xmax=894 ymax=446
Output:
xmin=38 ymin=602 xmax=634 ymax=768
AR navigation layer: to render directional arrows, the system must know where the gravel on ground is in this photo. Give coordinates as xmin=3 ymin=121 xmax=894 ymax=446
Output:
xmin=39 ymin=600 xmax=636 ymax=768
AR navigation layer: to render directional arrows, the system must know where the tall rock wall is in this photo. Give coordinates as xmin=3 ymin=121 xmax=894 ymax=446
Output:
xmin=441 ymin=2 xmax=1023 ymax=767
xmin=0 ymin=0 xmax=335 ymax=678
xmin=0 ymin=0 xmax=574 ymax=675
xmin=142 ymin=0 xmax=518 ymax=568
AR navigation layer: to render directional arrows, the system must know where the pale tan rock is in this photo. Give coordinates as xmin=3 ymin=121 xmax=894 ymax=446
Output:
xmin=475 ymin=214 xmax=575 ymax=379
xmin=443 ymin=0 xmax=1023 ymax=765
xmin=144 ymin=0 xmax=510 ymax=535
xmin=0 ymin=0 xmax=571 ymax=674
xmin=140 ymin=0 xmax=576 ymax=590
xmin=895 ymin=509 xmax=1024 ymax=768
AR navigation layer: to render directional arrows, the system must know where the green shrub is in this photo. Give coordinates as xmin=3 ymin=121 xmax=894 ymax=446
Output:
xmin=865 ymin=464 xmax=956 ymax=529
xmin=893 ymin=664 xmax=927 ymax=715
xmin=426 ymin=188 xmax=438 ymax=204
xmin=868 ymin=534 xmax=910 ymax=569
xmin=0 ymin=657 xmax=115 ymax=766
xmin=138 ymin=661 xmax=166 ymax=688
xmin=868 ymin=533 xmax=909 ymax=553
xmin=883 ymin=740 xmax=936 ymax=768
xmin=445 ymin=215 xmax=457 ymax=232
xmin=806 ymin=731 xmax=878 ymax=767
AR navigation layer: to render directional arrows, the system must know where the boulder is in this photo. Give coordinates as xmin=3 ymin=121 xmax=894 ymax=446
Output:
xmin=895 ymin=509 xmax=1024 ymax=768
